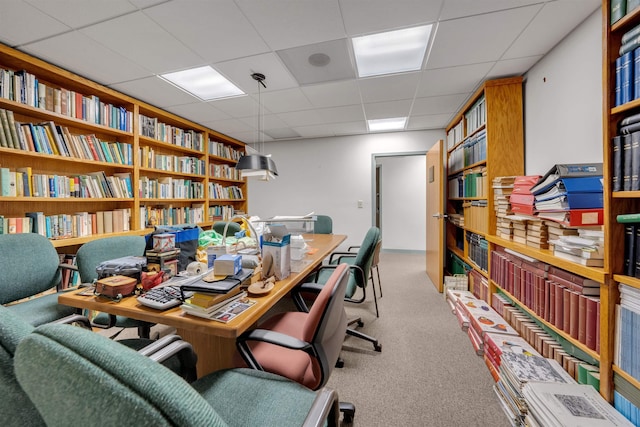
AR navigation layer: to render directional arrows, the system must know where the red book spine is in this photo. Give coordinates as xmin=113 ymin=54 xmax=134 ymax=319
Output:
xmin=585 ymin=297 xmax=598 ymax=350
xmin=578 ymin=294 xmax=587 ymax=345
xmin=549 ymin=282 xmax=556 ymax=325
xmin=595 ymin=300 xmax=601 ymax=353
xmin=562 ymin=288 xmax=572 ymax=333
xmin=569 ymin=290 xmax=580 ymax=340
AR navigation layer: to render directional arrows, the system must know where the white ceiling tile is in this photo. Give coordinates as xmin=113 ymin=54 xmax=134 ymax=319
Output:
xmin=214 ymin=53 xmax=299 ymax=94
xmin=234 ymin=0 xmax=345 ymax=50
xmin=21 ymin=31 xmax=153 ymax=86
xmin=417 ymin=63 xmax=494 ymax=97
xmin=407 ymin=113 xmax=452 ymax=130
xmin=293 ymin=124 xmax=336 ymax=138
xmin=144 ymin=0 xmax=270 ymax=63
xmin=358 ymin=73 xmax=421 ymax=103
xmin=427 ymin=5 xmax=540 ymax=69
xmin=277 ymin=109 xmax=328 ymax=127
xmin=439 ymin=0 xmax=546 ymax=20
xmin=208 ymin=95 xmax=258 ymax=119
xmin=165 ymin=102 xmax=230 ymax=124
xmin=486 ymin=57 xmax=541 ymax=80
xmin=319 ymin=104 xmax=366 ymax=123
xmin=331 ymin=121 xmax=368 ymax=135
xmin=110 ymin=76 xmax=197 ymax=107
xmin=364 ymin=100 xmax=413 ymax=120
xmin=301 ymin=80 xmax=362 ymax=108
xmin=25 ymin=0 xmax=137 ymax=28
xmin=202 ymin=118 xmax=254 ymax=135
xmin=340 ymin=0 xmax=444 ymax=36
xmin=260 ymin=88 xmax=313 ymax=114
xmin=239 ymin=113 xmax=291 ymax=131
xmin=80 ymin=11 xmax=204 ymax=74
xmin=0 ymin=1 xmax=70 ymax=46
xmin=503 ymin=1 xmax=600 ymax=59
xmin=411 ymin=94 xmax=468 ymax=116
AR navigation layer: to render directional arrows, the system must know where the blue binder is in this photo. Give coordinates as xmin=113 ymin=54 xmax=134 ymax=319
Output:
xmin=534 ymin=177 xmax=603 ymax=202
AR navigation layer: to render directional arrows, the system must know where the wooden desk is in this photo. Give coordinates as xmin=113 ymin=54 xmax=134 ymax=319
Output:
xmin=59 ymin=233 xmax=346 ymax=377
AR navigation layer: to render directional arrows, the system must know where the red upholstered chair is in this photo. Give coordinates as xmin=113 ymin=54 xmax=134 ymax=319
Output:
xmin=235 ymin=263 xmax=355 ymax=423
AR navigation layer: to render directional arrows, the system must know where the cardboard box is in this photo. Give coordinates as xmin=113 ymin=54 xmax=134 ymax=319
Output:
xmin=214 ymin=254 xmax=242 ymax=276
xmin=262 ymin=234 xmax=291 ymax=280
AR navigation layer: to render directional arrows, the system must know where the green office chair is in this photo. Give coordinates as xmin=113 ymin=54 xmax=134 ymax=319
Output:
xmin=296 ymin=226 xmax=382 ymax=352
xmin=14 ymin=322 xmax=342 ymax=427
xmin=213 ymin=220 xmax=241 ymax=237
xmin=0 ymin=233 xmax=79 ymax=326
xmin=314 ymin=215 xmax=333 ymax=234
xmin=74 ymin=235 xmax=153 ymax=338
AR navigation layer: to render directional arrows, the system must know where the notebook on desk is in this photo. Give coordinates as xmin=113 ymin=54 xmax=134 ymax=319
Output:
xmin=181 ymin=268 xmax=254 ymax=294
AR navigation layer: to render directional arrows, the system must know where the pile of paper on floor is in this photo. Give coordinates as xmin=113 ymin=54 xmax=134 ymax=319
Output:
xmin=522 ymin=382 xmax=633 ymax=427
xmin=494 ymin=352 xmax=575 ymax=426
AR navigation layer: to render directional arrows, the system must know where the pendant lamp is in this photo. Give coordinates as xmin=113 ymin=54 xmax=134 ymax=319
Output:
xmin=236 ymin=73 xmax=278 ymax=180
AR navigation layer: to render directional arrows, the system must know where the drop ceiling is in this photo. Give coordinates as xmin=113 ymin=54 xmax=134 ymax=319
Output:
xmin=0 ymin=0 xmax=600 ymax=145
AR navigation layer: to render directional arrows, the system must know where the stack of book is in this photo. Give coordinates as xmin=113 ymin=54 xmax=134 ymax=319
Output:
xmin=525 ymin=219 xmax=548 ymax=250
xmin=510 ymin=175 xmax=540 ymax=216
xmin=145 ymin=248 xmax=180 ymax=278
xmin=522 ymin=381 xmax=633 ymax=427
xmin=494 ymin=352 xmax=576 ymax=426
xmin=531 ymin=163 xmax=603 ymax=218
xmin=180 ymin=289 xmax=248 ymax=321
xmin=493 ymin=176 xmax=516 ymax=239
xmin=549 ymin=229 xmax=604 ymax=267
xmin=509 ymin=216 xmax=529 ymax=245
xmin=544 ymin=220 xmax=579 ymax=243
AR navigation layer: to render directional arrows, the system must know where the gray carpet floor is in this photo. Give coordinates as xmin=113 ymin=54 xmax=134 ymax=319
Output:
xmin=110 ymin=251 xmax=512 ymax=426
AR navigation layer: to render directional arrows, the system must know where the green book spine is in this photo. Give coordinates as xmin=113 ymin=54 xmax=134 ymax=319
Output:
xmin=617 ymin=213 xmax=640 ymax=223
xmin=612 ymin=0 xmax=627 ymax=24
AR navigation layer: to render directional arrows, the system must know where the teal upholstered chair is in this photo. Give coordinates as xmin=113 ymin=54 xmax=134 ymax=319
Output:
xmin=14 ymin=322 xmax=341 ymax=427
xmin=0 ymin=233 xmax=78 ymax=326
xmin=213 ymin=220 xmax=242 ymax=237
xmin=313 ymin=215 xmax=333 ymax=234
xmin=74 ymin=235 xmax=153 ymax=338
xmin=296 ymin=226 xmax=382 ymax=352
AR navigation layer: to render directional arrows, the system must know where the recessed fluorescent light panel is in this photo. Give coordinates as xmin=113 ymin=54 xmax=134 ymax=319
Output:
xmin=160 ymin=66 xmax=244 ymax=100
xmin=352 ymin=25 xmax=432 ymax=78
xmin=368 ymin=117 xmax=407 ymax=132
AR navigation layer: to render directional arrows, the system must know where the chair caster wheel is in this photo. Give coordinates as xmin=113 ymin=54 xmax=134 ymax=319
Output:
xmin=335 ymin=357 xmax=344 ymax=368
xmin=357 ymin=320 xmax=364 ymax=327
xmin=343 ymin=413 xmax=354 ymax=424
xmin=374 ymin=342 xmax=382 ymax=352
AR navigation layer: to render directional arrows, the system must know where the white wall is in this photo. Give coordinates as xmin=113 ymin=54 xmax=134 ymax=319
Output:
xmin=247 ymin=130 xmax=443 ymax=250
xmin=524 ymin=9 xmax=603 ymax=174
xmin=378 ymin=154 xmax=427 ymax=251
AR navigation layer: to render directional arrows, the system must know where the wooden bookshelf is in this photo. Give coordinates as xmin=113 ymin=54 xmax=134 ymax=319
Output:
xmin=0 ymin=43 xmax=247 ymax=247
xmin=444 ymin=77 xmax=524 ymax=281
xmin=601 ymin=0 xmax=640 ymax=405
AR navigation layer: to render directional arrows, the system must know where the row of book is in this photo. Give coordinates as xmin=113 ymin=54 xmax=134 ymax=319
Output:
xmin=209 ymin=140 xmax=243 ymax=162
xmin=490 ymin=246 xmax=601 ymax=352
xmin=208 ymin=182 xmax=244 ymax=200
xmin=0 ymin=68 xmax=132 ymax=131
xmin=139 ymin=114 xmax=204 ymax=151
xmin=208 ymin=205 xmax=238 ymax=222
xmin=0 ymin=108 xmax=133 ymax=165
xmin=0 ymin=208 xmax=132 ymax=239
xmin=210 ymin=163 xmax=240 ymax=181
xmin=140 ymin=204 xmax=205 ymax=228
xmin=616 ymin=283 xmax=640 ymax=384
xmin=138 ymin=176 xmax=204 ymax=200
xmin=464 ymin=94 xmax=486 ymax=135
xmin=445 ymin=119 xmax=464 ymax=151
xmin=619 ymin=213 xmax=640 ymax=278
xmin=612 ymin=0 xmax=640 ymax=25
xmin=138 ymin=147 xmax=206 ymax=175
xmin=447 ymin=289 xmax=630 ymax=426
xmin=461 ymin=200 xmax=488 ymax=234
xmin=612 ymin=115 xmax=640 ymax=192
xmin=447 ymin=130 xmax=487 ymax=173
xmin=0 ymin=167 xmax=133 ymax=199
xmin=466 ymin=231 xmax=488 ymax=272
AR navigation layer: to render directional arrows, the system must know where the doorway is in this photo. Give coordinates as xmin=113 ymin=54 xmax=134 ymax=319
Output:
xmin=373 ymin=153 xmax=427 ymax=251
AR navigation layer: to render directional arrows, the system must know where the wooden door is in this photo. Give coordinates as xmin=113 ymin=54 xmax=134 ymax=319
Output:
xmin=426 ymin=140 xmax=445 ymax=291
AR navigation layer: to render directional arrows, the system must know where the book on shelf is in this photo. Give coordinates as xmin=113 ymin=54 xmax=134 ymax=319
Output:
xmin=537 ymin=208 xmax=603 ymax=227
xmin=521 ymin=382 xmax=634 ymax=427
xmin=534 ymin=191 xmax=603 ymax=211
xmin=530 ymin=163 xmax=603 ymax=195
xmin=552 ymin=250 xmax=604 ymax=267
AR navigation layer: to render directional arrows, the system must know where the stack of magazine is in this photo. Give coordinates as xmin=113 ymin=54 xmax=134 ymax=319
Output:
xmin=180 ymin=291 xmax=254 ymax=323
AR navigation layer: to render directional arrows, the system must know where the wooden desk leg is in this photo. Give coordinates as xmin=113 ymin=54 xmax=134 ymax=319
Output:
xmin=176 ymin=328 xmax=237 ymax=378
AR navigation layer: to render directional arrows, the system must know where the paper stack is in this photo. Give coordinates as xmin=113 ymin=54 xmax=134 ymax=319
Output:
xmin=550 ymin=229 xmax=604 ymax=267
xmin=493 ymin=176 xmax=516 ymax=239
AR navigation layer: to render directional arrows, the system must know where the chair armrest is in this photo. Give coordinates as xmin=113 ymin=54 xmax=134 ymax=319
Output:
xmin=328 ymin=251 xmax=356 ymax=264
xmin=302 ymin=387 xmax=341 ymax=427
xmin=236 ymin=329 xmax=315 ymax=370
xmin=137 ymin=334 xmax=183 ymax=357
xmin=146 ymin=339 xmax=198 ymax=383
xmin=291 ymin=282 xmax=324 ymax=312
xmin=52 ymin=313 xmax=92 ymax=329
xmin=347 ymin=245 xmax=361 ymax=252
